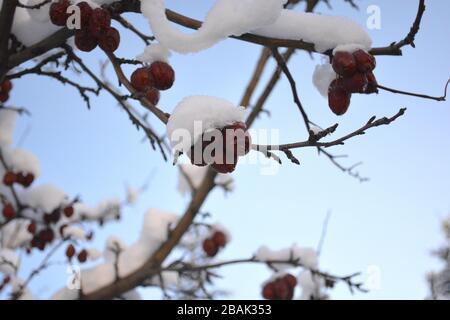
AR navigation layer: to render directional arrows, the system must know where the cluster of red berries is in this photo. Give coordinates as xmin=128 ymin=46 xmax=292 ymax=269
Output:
xmin=202 ymin=230 xmax=228 ymax=257
xmin=328 ymin=50 xmax=378 ymax=115
xmin=190 ymin=122 xmax=251 ymax=174
xmin=30 ymin=227 xmax=55 ymax=251
xmin=3 ymin=171 xmax=34 ymax=188
xmin=130 ymin=61 xmax=175 ymax=106
xmin=50 ymin=0 xmax=120 ymax=53
xmin=65 ymin=244 xmax=88 ymax=263
xmin=0 ymin=79 xmax=12 ymax=103
xmin=0 ymin=276 xmax=11 ymax=292
xmin=261 ymin=273 xmax=297 ymax=300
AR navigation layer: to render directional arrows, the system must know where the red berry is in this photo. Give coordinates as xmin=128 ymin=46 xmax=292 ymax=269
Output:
xmin=59 ymin=224 xmax=68 ymax=236
xmin=66 ymin=244 xmax=76 ymax=260
xmin=76 ymin=2 xmax=93 ymax=29
xmin=0 ymin=92 xmax=9 ymax=103
xmin=353 ymin=49 xmax=376 ymax=72
xmin=148 ymin=62 xmax=175 ymax=90
xmin=145 ymin=87 xmax=160 ymax=105
xmin=332 ymin=51 xmax=357 ymax=77
xmin=98 ymin=27 xmax=120 ymax=53
xmin=75 ymin=29 xmax=98 ymax=52
xmin=283 ymin=274 xmax=298 ymax=288
xmin=273 ymin=279 xmax=290 ymax=300
xmin=2 ymin=204 xmax=15 ymax=219
xmin=211 ymin=162 xmax=237 ymax=174
xmin=16 ymin=172 xmax=34 ymax=188
xmin=342 ymin=72 xmax=368 ymax=93
xmin=77 ymin=249 xmax=88 ymax=263
xmin=3 ymin=276 xmax=11 ymax=284
xmin=27 ymin=222 xmax=37 ymax=234
xmin=262 ymin=282 xmax=276 ymax=300
xmin=50 ymin=209 xmax=61 ymax=224
xmin=49 ymin=0 xmax=71 ymax=27
xmin=328 ymin=80 xmax=351 ymax=116
xmin=88 ymin=8 xmax=111 ymax=38
xmin=63 ymin=206 xmax=74 ymax=218
xmin=40 ymin=228 xmax=54 ymax=243
xmin=365 ymin=71 xmax=379 ymax=94
xmin=130 ymin=67 xmax=154 ymax=92
xmin=3 ymin=171 xmax=16 ymax=186
xmin=212 ymin=231 xmax=227 ymax=248
xmin=223 ymin=122 xmax=251 ymax=157
xmin=1 ymin=80 xmax=12 ymax=93
xmin=202 ymin=238 xmax=218 ymax=257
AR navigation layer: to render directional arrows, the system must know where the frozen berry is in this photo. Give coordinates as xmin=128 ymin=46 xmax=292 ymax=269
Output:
xmin=66 ymin=244 xmax=76 ymax=259
xmin=353 ymin=49 xmax=376 ymax=72
xmin=50 ymin=209 xmax=61 ymax=224
xmin=283 ymin=274 xmax=298 ymax=288
xmin=75 ymin=29 xmax=98 ymax=52
xmin=98 ymin=27 xmax=120 ymax=53
xmin=342 ymin=72 xmax=368 ymax=93
xmin=328 ymin=80 xmax=351 ymax=116
xmin=148 ymin=61 xmax=175 ymax=90
xmin=212 ymin=231 xmax=227 ymax=248
xmin=3 ymin=171 xmax=16 ymax=186
xmin=130 ymin=67 xmax=154 ymax=92
xmin=262 ymin=282 xmax=276 ymax=300
xmin=27 ymin=222 xmax=37 ymax=234
xmin=145 ymin=87 xmax=160 ymax=105
xmin=63 ymin=205 xmax=74 ymax=218
xmin=202 ymin=238 xmax=218 ymax=257
xmin=16 ymin=172 xmax=34 ymax=188
xmin=223 ymin=122 xmax=251 ymax=157
xmin=76 ymin=2 xmax=93 ymax=29
xmin=40 ymin=228 xmax=54 ymax=242
xmin=59 ymin=224 xmax=68 ymax=236
xmin=2 ymin=204 xmax=15 ymax=219
xmin=88 ymin=8 xmax=111 ymax=38
xmin=49 ymin=0 xmax=71 ymax=27
xmin=1 ymin=80 xmax=12 ymax=93
xmin=332 ymin=51 xmax=357 ymax=77
xmin=77 ymin=249 xmax=88 ymax=263
xmin=211 ymin=162 xmax=237 ymax=174
xmin=365 ymin=71 xmax=378 ymax=94
xmin=273 ymin=279 xmax=290 ymax=300
xmin=0 ymin=92 xmax=9 ymax=103
xmin=3 ymin=276 xmax=11 ymax=284
xmin=43 ymin=213 xmax=52 ymax=224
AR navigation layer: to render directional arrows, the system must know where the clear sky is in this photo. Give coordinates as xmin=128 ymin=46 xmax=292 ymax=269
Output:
xmin=8 ymin=0 xmax=450 ymax=299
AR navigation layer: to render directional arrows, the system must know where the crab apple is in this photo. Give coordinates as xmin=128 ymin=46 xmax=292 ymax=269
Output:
xmin=342 ymin=72 xmax=368 ymax=93
xmin=2 ymin=204 xmax=15 ymax=219
xmin=328 ymin=80 xmax=351 ymax=116
xmin=66 ymin=244 xmax=76 ymax=260
xmin=3 ymin=276 xmax=11 ymax=284
xmin=145 ymin=87 xmax=160 ymax=105
xmin=27 ymin=222 xmax=37 ymax=234
xmin=148 ymin=61 xmax=175 ymax=90
xmin=365 ymin=71 xmax=379 ymax=94
xmin=283 ymin=274 xmax=297 ymax=288
xmin=332 ymin=51 xmax=357 ymax=77
xmin=75 ymin=29 xmax=98 ymax=52
xmin=353 ymin=49 xmax=376 ymax=72
xmin=130 ymin=67 xmax=154 ymax=92
xmin=212 ymin=231 xmax=227 ymax=248
xmin=211 ymin=162 xmax=237 ymax=174
xmin=98 ymin=27 xmax=120 ymax=53
xmin=88 ymin=8 xmax=111 ymax=38
xmin=43 ymin=213 xmax=53 ymax=224
xmin=63 ymin=205 xmax=74 ymax=218
xmin=77 ymin=249 xmax=88 ymax=263
xmin=3 ymin=171 xmax=16 ymax=186
xmin=16 ymin=172 xmax=34 ymax=188
xmin=223 ymin=122 xmax=251 ymax=157
xmin=40 ymin=228 xmax=55 ymax=243
xmin=262 ymin=282 xmax=276 ymax=300
xmin=1 ymin=79 xmax=12 ymax=93
xmin=76 ymin=2 xmax=93 ymax=29
xmin=0 ymin=92 xmax=9 ymax=103
xmin=50 ymin=209 xmax=61 ymax=224
xmin=49 ymin=0 xmax=71 ymax=26
xmin=202 ymin=238 xmax=218 ymax=257
xmin=273 ymin=279 xmax=290 ymax=300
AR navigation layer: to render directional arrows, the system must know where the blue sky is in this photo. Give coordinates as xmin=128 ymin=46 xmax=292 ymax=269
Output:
xmin=7 ymin=0 xmax=450 ymax=299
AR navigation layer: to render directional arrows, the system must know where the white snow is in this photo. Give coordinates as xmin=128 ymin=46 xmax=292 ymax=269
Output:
xmin=62 ymin=226 xmax=86 ymax=240
xmin=0 ymin=109 xmax=17 ymax=146
xmin=255 ymin=245 xmax=318 ymax=270
xmin=126 ymin=186 xmax=140 ymax=205
xmin=312 ymin=60 xmax=336 ymax=98
xmin=136 ymin=43 xmax=171 ymax=64
xmin=0 ymin=248 xmax=20 ymax=275
xmin=21 ymin=184 xmax=67 ymax=212
xmin=3 ymin=148 xmax=41 ymax=177
xmin=1 ymin=219 xmax=33 ymax=249
xmin=167 ymin=95 xmax=245 ymax=153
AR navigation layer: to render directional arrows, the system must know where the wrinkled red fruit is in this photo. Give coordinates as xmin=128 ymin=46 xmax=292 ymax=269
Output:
xmin=222 ymin=122 xmax=251 ymax=157
xmin=353 ymin=49 xmax=376 ymax=72
xmin=1 ymin=79 xmax=12 ymax=93
xmin=273 ymin=279 xmax=290 ymax=300
xmin=332 ymin=51 xmax=357 ymax=77
xmin=328 ymin=80 xmax=351 ymax=116
xmin=365 ymin=71 xmax=379 ymax=94
xmin=40 ymin=228 xmax=55 ymax=242
xmin=16 ymin=172 xmax=34 ymax=188
xmin=77 ymin=249 xmax=88 ymax=263
xmin=212 ymin=231 xmax=227 ymax=248
xmin=27 ymin=222 xmax=37 ymax=234
xmin=50 ymin=209 xmax=61 ymax=224
xmin=98 ymin=27 xmax=120 ymax=53
xmin=342 ymin=72 xmax=368 ymax=93
xmin=63 ymin=205 xmax=74 ymax=218
xmin=66 ymin=244 xmax=76 ymax=259
xmin=77 ymin=2 xmax=93 ymax=29
xmin=2 ymin=204 xmax=15 ymax=219
xmin=149 ymin=61 xmax=175 ymax=90
xmin=283 ymin=274 xmax=298 ymax=288
xmin=49 ymin=0 xmax=71 ymax=27
xmin=3 ymin=171 xmax=16 ymax=186
xmin=88 ymin=8 xmax=111 ymax=38
xmin=145 ymin=87 xmax=160 ymax=105
xmin=130 ymin=67 xmax=154 ymax=92
xmin=262 ymin=282 xmax=276 ymax=300
xmin=211 ymin=162 xmax=237 ymax=174
xmin=202 ymin=238 xmax=218 ymax=257
xmin=0 ymin=92 xmax=9 ymax=103
xmin=75 ymin=29 xmax=98 ymax=52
